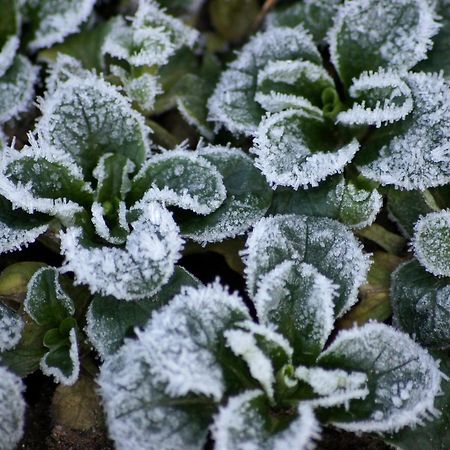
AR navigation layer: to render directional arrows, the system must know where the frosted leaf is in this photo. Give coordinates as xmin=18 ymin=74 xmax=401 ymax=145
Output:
xmin=24 ymin=267 xmax=75 ymax=326
xmin=126 ymin=73 xmax=162 ymax=112
xmin=328 ymin=0 xmax=440 ymax=85
xmin=252 ymin=109 xmax=360 ymax=189
xmin=102 ymin=2 xmax=198 ymax=67
xmin=0 ymin=128 xmax=5 ymax=147
xmin=412 ymin=210 xmax=450 ymax=277
xmin=0 ymin=303 xmax=24 ymax=352
xmin=337 ymin=70 xmax=414 ymax=128
xmin=0 ymin=0 xmax=20 ymax=77
xmin=359 ymin=73 xmax=450 ymax=190
xmin=208 ymin=25 xmax=321 ymax=135
xmin=0 ymin=366 xmax=25 ymax=450
xmin=255 ymin=60 xmax=333 ymax=114
xmin=212 ymin=390 xmax=320 ymax=450
xmin=296 ymin=366 xmax=369 ymax=408
xmin=0 ymin=55 xmax=38 ymax=124
xmin=130 ymin=148 xmax=226 ymax=215
xmin=99 ymin=339 xmax=213 ymax=450
xmin=24 ymin=0 xmax=96 ymax=51
xmin=224 ymin=321 xmax=292 ymax=399
xmin=85 ymin=266 xmax=201 ymax=359
xmin=37 ymin=73 xmax=151 ymax=176
xmin=391 ymin=259 xmax=450 ymax=349
xmin=91 ymin=202 xmax=129 ymax=245
xmin=268 ymin=0 xmax=340 ymax=42
xmin=318 ymin=323 xmax=443 ymax=432
xmin=0 ymin=36 xmax=19 ymax=78
xmin=180 ymin=145 xmax=272 ymax=245
xmin=269 ymin=175 xmax=382 ymax=229
xmin=60 ymin=202 xmax=183 ymax=300
xmin=244 ymin=215 xmax=371 ymax=317
xmin=40 ymin=327 xmax=79 ymax=385
xmin=45 ymin=54 xmax=89 ymax=94
xmin=253 ymin=261 xmax=335 ymax=364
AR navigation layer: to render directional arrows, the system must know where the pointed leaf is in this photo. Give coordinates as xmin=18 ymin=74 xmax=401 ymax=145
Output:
xmin=328 ymin=0 xmax=439 ymax=86
xmin=253 ymin=109 xmax=360 ymax=189
xmin=318 ymin=323 xmax=443 ymax=432
xmin=253 ymin=261 xmax=336 ymax=365
xmin=0 ymin=303 xmax=23 ymax=352
xmin=180 ymin=146 xmax=272 ymax=244
xmin=130 ymin=148 xmax=226 ymax=215
xmin=0 ymin=366 xmax=25 ymax=450
xmin=244 ymin=215 xmax=370 ymax=317
xmin=392 ymin=259 xmax=450 ymax=349
xmin=212 ymin=390 xmax=320 ymax=450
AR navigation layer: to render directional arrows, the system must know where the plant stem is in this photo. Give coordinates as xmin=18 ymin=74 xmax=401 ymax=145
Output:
xmin=253 ymin=0 xmax=278 ymax=31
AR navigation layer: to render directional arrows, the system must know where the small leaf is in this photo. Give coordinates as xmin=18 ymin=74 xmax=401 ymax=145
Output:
xmin=24 ymin=267 xmax=74 ymax=327
xmin=318 ymin=323 xmax=443 ymax=433
xmin=253 ymin=261 xmax=335 ymax=365
xmin=0 ymin=366 xmax=25 ymax=450
xmin=0 ymin=303 xmax=23 ymax=352
xmin=253 ymin=109 xmax=360 ymax=189
xmin=269 ymin=175 xmax=382 ymax=229
xmin=85 ymin=266 xmax=202 ymax=359
xmin=130 ymin=148 xmax=226 ymax=215
xmin=0 ymin=55 xmax=38 ymax=124
xmin=244 ymin=214 xmax=370 ymax=317
xmin=212 ymin=390 xmax=320 ymax=450
xmin=412 ymin=210 xmax=450 ymax=277
xmin=24 ymin=0 xmax=96 ymax=51
xmin=180 ymin=145 xmax=272 ymax=244
xmin=392 ymin=259 xmax=450 ymax=349
xmin=0 ymin=262 xmax=47 ymax=301
xmin=328 ymin=0 xmax=439 ymax=86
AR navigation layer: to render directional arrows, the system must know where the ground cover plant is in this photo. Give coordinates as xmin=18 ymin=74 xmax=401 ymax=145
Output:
xmin=0 ymin=0 xmax=449 ymax=449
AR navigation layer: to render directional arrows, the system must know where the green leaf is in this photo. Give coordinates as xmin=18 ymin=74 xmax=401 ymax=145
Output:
xmin=130 ymin=148 xmax=226 ymax=215
xmin=269 ymin=175 xmax=382 ymax=229
xmin=253 ymin=109 xmax=359 ymax=189
xmin=253 ymin=261 xmax=335 ymax=365
xmin=387 ymin=189 xmax=438 ymax=238
xmin=0 ymin=0 xmax=20 ymax=77
xmin=208 ymin=25 xmax=321 ymax=135
xmin=85 ymin=266 xmax=202 ymax=359
xmin=412 ymin=211 xmax=450 ymax=277
xmin=23 ymin=0 xmax=96 ymax=51
xmin=37 ymin=72 xmax=150 ymax=177
xmin=0 ymin=55 xmax=37 ymax=123
xmin=24 ymin=267 xmax=74 ymax=327
xmin=318 ymin=323 xmax=443 ymax=433
xmin=245 ymin=215 xmax=370 ymax=317
xmin=386 ymin=352 xmax=450 ymax=450
xmin=180 ymin=146 xmax=272 ymax=244
xmin=392 ymin=259 xmax=450 ymax=349
xmin=0 ymin=303 xmax=23 ymax=352
xmin=212 ymin=390 xmax=320 ymax=450
xmin=269 ymin=0 xmax=340 ymax=42
xmin=328 ymin=0 xmax=439 ymax=86
xmin=0 ymin=366 xmax=25 ymax=450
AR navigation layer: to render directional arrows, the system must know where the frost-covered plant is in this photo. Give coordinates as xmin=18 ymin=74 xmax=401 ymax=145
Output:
xmin=98 ymin=215 xmax=445 ymax=450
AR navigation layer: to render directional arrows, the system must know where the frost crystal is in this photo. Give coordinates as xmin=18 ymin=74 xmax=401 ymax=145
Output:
xmin=0 ymin=303 xmax=24 ymax=352
xmin=0 ymin=366 xmax=25 ymax=450
xmin=60 ymin=202 xmax=183 ymax=300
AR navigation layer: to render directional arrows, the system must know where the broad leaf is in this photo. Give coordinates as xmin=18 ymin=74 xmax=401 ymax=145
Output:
xmin=269 ymin=175 xmax=382 ymax=229
xmin=180 ymin=146 xmax=272 ymax=244
xmin=130 ymin=148 xmax=226 ymax=215
xmin=359 ymin=73 xmax=450 ymax=190
xmin=0 ymin=55 xmax=38 ymax=124
xmin=212 ymin=390 xmax=320 ymax=450
xmin=244 ymin=215 xmax=370 ymax=317
xmin=0 ymin=303 xmax=23 ymax=352
xmin=85 ymin=267 xmax=202 ymax=359
xmin=392 ymin=259 xmax=450 ymax=349
xmin=253 ymin=261 xmax=335 ymax=365
xmin=318 ymin=323 xmax=443 ymax=432
xmin=60 ymin=202 xmax=184 ymax=301
xmin=253 ymin=109 xmax=359 ymax=189
xmin=0 ymin=366 xmax=25 ymax=450
xmin=412 ymin=210 xmax=450 ymax=277
xmin=328 ymin=0 xmax=439 ymax=86
xmin=208 ymin=25 xmax=321 ymax=135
